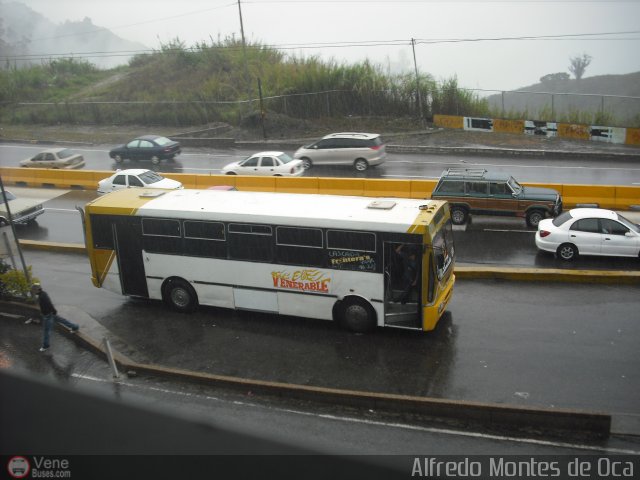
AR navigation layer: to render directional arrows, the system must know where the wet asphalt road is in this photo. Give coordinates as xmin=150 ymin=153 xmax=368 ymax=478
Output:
xmin=2 ymin=142 xmax=640 ymax=184
xmin=11 ymin=188 xmax=640 ymax=271
xmin=5 ymin=318 xmax=639 ymax=457
xmin=7 ymin=249 xmax=640 ymax=421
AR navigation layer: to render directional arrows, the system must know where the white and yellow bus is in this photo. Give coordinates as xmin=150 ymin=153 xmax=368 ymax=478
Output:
xmin=82 ymin=188 xmax=455 ymax=332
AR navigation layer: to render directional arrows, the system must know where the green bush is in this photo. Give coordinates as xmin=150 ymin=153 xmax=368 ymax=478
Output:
xmin=0 ymin=259 xmax=39 ymax=301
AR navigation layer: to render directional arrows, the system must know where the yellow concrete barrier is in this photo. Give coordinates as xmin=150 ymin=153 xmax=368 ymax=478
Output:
xmin=410 ymin=180 xmax=437 ymax=199
xmin=0 ymin=168 xmax=638 ymax=211
xmin=235 ymin=176 xmax=277 ymax=192
xmin=275 ymin=177 xmax=320 ymax=194
xmin=363 ymin=179 xmax=411 ymax=198
xmin=434 ymin=114 xmax=464 ymax=129
xmin=318 ymin=178 xmax=364 ymax=196
xmin=562 ymin=184 xmax=617 ymax=209
xmin=613 ymin=186 xmax=640 ymax=209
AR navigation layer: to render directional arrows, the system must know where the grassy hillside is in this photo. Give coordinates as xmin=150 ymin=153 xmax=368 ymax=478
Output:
xmin=2 ymin=36 xmax=637 ymax=128
xmin=0 ymin=36 xmax=490 ymax=128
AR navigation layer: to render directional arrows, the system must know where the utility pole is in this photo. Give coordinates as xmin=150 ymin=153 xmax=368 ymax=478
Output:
xmin=0 ymin=175 xmax=32 ymax=294
xmin=411 ymin=38 xmax=426 ymax=128
xmin=237 ymin=0 xmax=253 ymax=115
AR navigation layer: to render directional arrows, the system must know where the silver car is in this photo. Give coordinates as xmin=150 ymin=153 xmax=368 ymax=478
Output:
xmin=293 ymin=132 xmax=386 ymax=171
xmin=20 ymin=148 xmax=85 ymax=169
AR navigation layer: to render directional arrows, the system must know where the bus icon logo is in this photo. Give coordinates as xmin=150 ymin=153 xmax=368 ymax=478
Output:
xmin=7 ymin=456 xmax=30 ymax=479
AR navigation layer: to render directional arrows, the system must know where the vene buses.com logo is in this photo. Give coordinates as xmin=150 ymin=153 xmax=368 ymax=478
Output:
xmin=7 ymin=456 xmax=30 ymax=479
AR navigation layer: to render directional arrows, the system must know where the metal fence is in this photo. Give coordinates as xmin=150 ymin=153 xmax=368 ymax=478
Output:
xmin=2 ymin=87 xmax=639 ymax=128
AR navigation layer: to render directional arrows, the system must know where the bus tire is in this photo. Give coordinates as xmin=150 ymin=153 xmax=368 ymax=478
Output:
xmin=340 ymin=297 xmax=376 ymax=333
xmin=163 ymin=278 xmax=198 ymax=313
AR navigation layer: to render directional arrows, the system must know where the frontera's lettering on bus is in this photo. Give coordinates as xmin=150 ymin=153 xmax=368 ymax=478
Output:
xmin=272 ymin=269 xmax=331 ymax=293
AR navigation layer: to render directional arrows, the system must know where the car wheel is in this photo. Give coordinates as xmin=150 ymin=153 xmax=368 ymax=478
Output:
xmin=225 ymin=172 xmax=237 ymax=175
xmin=300 ymin=158 xmax=312 ymax=170
xmin=557 ymin=243 xmax=578 ymax=261
xmin=354 ymin=158 xmax=369 ymax=171
xmin=163 ymin=278 xmax=198 ymax=312
xmin=151 ymin=156 xmax=160 ymax=165
xmin=526 ymin=210 xmax=545 ymax=228
xmin=450 ymin=206 xmax=468 ymax=225
xmin=114 ymin=155 xmax=123 ymax=163
xmin=340 ymin=297 xmax=376 ymax=333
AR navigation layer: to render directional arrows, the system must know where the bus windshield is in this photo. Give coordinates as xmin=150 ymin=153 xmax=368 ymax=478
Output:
xmin=432 ymin=220 xmax=454 ymax=280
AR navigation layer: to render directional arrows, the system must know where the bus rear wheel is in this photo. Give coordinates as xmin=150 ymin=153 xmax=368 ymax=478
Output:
xmin=340 ymin=297 xmax=376 ymax=333
xmin=163 ymin=278 xmax=198 ymax=312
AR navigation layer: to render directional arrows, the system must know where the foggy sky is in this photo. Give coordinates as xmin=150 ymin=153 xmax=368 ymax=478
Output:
xmin=12 ymin=0 xmax=640 ymax=91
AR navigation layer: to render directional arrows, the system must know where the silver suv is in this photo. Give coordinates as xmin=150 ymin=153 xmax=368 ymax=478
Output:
xmin=293 ymin=132 xmax=386 ymax=171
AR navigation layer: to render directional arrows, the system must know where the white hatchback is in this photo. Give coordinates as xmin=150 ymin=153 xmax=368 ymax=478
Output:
xmin=97 ymin=169 xmax=183 ymax=194
xmin=535 ymin=208 xmax=640 ymax=261
xmin=222 ymin=151 xmax=304 ymax=177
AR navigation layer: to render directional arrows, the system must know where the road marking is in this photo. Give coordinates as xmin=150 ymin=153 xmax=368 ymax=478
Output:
xmin=178 ymin=167 xmax=222 ymax=172
xmin=381 ymin=174 xmax=440 ymax=179
xmin=44 ymin=208 xmax=81 ymax=214
xmin=484 ymin=229 xmax=535 ymax=233
xmin=387 ymin=158 xmax=640 ymax=172
xmin=71 ymin=372 xmax=640 ymax=455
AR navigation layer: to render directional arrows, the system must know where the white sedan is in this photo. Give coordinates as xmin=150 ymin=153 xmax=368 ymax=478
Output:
xmin=535 ymin=208 xmax=640 ymax=261
xmin=221 ymin=151 xmax=304 ymax=177
xmin=97 ymin=169 xmax=183 ymax=194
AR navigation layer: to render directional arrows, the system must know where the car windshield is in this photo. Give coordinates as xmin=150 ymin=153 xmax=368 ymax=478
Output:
xmin=153 ymin=137 xmax=173 ymax=146
xmin=507 ymin=177 xmax=522 ymax=194
xmin=57 ymin=149 xmax=74 ymax=159
xmin=138 ymin=171 xmax=165 ymax=184
xmin=1 ymin=191 xmax=17 ymax=203
xmin=552 ymin=211 xmax=573 ymax=227
xmin=276 ymin=153 xmax=295 ymax=164
xmin=617 ymin=213 xmax=640 ymax=233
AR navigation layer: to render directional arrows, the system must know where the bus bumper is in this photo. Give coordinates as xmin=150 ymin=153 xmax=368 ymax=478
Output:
xmin=422 ymin=274 xmax=455 ymax=331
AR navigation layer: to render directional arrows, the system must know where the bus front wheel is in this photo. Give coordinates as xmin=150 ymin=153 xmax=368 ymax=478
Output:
xmin=163 ymin=278 xmax=198 ymax=313
xmin=340 ymin=297 xmax=376 ymax=333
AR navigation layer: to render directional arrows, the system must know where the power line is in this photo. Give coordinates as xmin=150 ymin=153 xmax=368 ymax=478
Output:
xmin=2 ymin=30 xmax=638 ymax=63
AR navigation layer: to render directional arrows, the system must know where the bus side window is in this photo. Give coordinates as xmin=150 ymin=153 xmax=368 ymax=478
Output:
xmin=228 ymin=223 xmax=273 ymax=262
xmin=275 ymin=226 xmax=324 ymax=267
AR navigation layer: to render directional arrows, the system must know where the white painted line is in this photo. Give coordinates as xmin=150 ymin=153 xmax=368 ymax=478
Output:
xmin=387 ymin=158 xmax=640 ymax=172
xmin=381 ymin=174 xmax=440 ymax=179
xmin=178 ymin=167 xmax=222 ymax=172
xmin=71 ymin=372 xmax=639 ymax=455
xmin=484 ymin=229 xmax=535 ymax=233
xmin=44 ymin=208 xmax=81 ymax=214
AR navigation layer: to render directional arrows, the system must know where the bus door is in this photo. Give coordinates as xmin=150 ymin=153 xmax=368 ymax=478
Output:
xmin=113 ymin=218 xmax=148 ymax=297
xmin=383 ymin=242 xmax=422 ymax=329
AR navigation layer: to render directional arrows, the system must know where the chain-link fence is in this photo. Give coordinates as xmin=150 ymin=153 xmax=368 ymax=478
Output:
xmin=2 ymin=88 xmax=639 ymax=128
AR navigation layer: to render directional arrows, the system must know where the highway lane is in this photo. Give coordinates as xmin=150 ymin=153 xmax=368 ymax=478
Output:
xmin=9 ymin=187 xmax=640 ymax=271
xmin=9 ymin=250 xmax=640 ymax=430
xmin=2 ymin=142 xmax=640 ymax=184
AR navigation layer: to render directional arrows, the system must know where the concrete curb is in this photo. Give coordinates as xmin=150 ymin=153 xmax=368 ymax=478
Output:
xmin=0 ymin=302 xmax=611 ymax=439
xmin=18 ymin=240 xmax=640 ymax=285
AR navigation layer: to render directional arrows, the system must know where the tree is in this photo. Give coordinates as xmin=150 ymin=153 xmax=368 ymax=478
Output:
xmin=539 ymin=72 xmax=570 ymax=83
xmin=568 ymin=54 xmax=592 ymax=80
